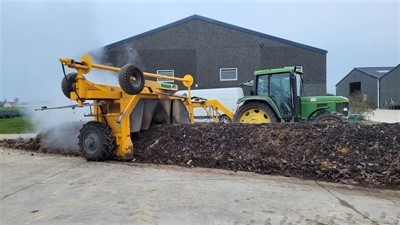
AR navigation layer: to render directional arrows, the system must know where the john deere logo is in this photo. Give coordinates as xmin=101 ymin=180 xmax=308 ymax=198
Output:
xmin=161 ymin=83 xmax=177 ymax=90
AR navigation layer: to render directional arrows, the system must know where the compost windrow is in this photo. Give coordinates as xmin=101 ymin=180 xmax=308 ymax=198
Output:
xmin=1 ymin=122 xmax=399 ymax=189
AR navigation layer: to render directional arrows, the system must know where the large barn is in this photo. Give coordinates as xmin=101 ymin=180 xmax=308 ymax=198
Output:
xmin=92 ymin=15 xmax=328 ymax=96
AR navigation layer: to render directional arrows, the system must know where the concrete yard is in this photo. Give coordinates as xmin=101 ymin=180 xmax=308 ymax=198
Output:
xmin=1 ymin=148 xmax=399 ymax=225
xmin=368 ymin=109 xmax=400 ymax=123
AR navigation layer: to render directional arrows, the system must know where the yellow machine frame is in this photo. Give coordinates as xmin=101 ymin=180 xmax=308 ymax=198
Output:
xmin=59 ymin=55 xmax=233 ymax=160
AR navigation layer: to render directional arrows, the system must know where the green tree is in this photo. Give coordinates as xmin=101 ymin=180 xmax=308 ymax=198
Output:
xmin=348 ymin=91 xmax=375 ymax=116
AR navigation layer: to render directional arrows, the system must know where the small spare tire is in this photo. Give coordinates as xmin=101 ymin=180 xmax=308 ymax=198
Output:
xmin=61 ymin=72 xmax=77 ymax=99
xmin=118 ymin=64 xmax=145 ymax=95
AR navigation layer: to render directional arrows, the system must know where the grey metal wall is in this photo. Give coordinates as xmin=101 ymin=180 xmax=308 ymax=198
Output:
xmin=336 ymin=69 xmax=378 ymax=107
xmin=380 ymin=66 xmax=400 ymax=108
xmin=260 ymin=46 xmax=326 ymax=96
xmin=104 ymin=19 xmax=326 ymax=96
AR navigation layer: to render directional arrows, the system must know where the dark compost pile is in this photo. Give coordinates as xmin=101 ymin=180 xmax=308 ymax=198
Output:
xmin=1 ymin=122 xmax=399 ymax=189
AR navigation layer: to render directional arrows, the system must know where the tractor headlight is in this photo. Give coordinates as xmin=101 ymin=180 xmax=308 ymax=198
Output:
xmin=343 ymin=107 xmax=348 ymax=112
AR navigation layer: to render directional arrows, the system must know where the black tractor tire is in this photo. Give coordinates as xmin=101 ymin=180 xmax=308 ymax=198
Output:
xmin=78 ymin=121 xmax=115 ymax=161
xmin=61 ymin=72 xmax=77 ymax=99
xmin=218 ymin=114 xmax=232 ymax=123
xmin=312 ymin=111 xmax=349 ymax=123
xmin=233 ymin=102 xmax=278 ymax=124
xmin=118 ymin=64 xmax=145 ymax=95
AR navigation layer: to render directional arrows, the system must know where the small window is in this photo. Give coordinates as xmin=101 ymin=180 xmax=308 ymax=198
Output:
xmin=157 ymin=70 xmax=174 ymax=83
xmin=220 ymin=68 xmax=237 ymax=81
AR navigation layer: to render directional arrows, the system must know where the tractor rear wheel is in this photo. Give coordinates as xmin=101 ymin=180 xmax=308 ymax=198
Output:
xmin=78 ymin=121 xmax=115 ymax=161
xmin=118 ymin=64 xmax=145 ymax=95
xmin=61 ymin=72 xmax=77 ymax=99
xmin=233 ymin=102 xmax=278 ymax=124
xmin=313 ymin=112 xmax=348 ymax=123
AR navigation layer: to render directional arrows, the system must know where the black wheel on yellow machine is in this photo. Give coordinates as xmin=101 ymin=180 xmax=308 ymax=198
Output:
xmin=118 ymin=64 xmax=145 ymax=95
xmin=312 ymin=111 xmax=348 ymax=123
xmin=233 ymin=101 xmax=278 ymax=124
xmin=218 ymin=114 xmax=231 ymax=123
xmin=61 ymin=72 xmax=77 ymax=98
xmin=78 ymin=121 xmax=115 ymax=161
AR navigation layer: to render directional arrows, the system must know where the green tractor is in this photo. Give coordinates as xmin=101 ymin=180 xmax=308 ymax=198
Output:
xmin=233 ymin=66 xmax=349 ymax=123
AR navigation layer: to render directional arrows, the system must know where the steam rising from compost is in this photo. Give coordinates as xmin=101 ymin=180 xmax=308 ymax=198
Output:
xmin=25 ymin=106 xmax=90 ymax=153
xmin=38 ymin=121 xmax=85 ymax=154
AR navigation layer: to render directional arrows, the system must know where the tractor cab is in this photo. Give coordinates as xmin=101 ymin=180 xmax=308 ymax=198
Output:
xmin=253 ymin=66 xmax=303 ymax=122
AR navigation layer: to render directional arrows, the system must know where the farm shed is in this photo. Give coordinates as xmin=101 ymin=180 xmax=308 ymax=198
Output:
xmin=336 ymin=67 xmax=395 ymax=108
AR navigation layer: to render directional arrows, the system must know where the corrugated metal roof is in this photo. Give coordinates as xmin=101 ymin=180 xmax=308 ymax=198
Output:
xmin=355 ymin=67 xmax=394 ymax=79
xmin=104 ymin=14 xmax=327 ymax=54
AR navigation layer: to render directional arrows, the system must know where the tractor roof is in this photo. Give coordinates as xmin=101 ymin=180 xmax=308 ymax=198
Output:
xmin=254 ymin=67 xmax=295 ymax=76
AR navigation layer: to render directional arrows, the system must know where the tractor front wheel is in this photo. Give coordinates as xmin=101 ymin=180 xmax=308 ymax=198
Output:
xmin=78 ymin=121 xmax=115 ymax=161
xmin=233 ymin=102 xmax=278 ymax=124
xmin=312 ymin=112 xmax=348 ymax=123
xmin=118 ymin=64 xmax=145 ymax=95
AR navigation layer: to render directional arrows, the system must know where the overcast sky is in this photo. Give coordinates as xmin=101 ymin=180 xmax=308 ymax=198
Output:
xmin=1 ymin=0 xmax=399 ymax=103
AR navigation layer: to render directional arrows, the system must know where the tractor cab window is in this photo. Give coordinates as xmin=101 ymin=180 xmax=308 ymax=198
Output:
xmin=270 ymin=73 xmax=292 ymax=116
xmin=295 ymin=74 xmax=302 ymax=97
xmin=256 ymin=75 xmax=269 ymax=95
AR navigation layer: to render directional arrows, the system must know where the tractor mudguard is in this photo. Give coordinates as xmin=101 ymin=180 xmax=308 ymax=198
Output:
xmin=305 ymin=106 xmax=329 ymax=121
